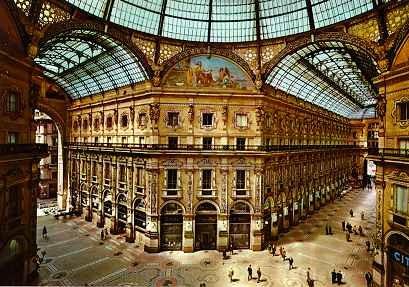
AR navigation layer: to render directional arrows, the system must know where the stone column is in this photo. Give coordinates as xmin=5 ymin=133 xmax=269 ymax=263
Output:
xmin=314 ymin=189 xmax=321 ymax=210
xmin=126 ymin=164 xmax=135 ymax=243
xmin=292 ymin=201 xmax=299 ymax=225
xmin=308 ymin=191 xmax=314 ymax=214
xmin=110 ymin=202 xmax=118 ymax=234
xmin=271 ymin=210 xmax=278 ymax=240
xmin=183 ymin=214 xmax=194 ymax=252
xmin=217 ymin=213 xmax=228 ymax=251
xmin=283 ymin=205 xmax=289 ymax=231
xmin=144 ymin=168 xmax=159 ymax=252
xmin=251 ymin=214 xmax=263 ymax=251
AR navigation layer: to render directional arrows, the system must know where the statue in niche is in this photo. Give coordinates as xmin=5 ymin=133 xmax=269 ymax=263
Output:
xmin=129 ymin=106 xmax=135 ymax=122
xmin=113 ymin=109 xmax=118 ymax=126
xmin=188 ymin=104 xmax=194 ymax=124
xmin=222 ymin=105 xmax=228 ymax=125
xmin=149 ymin=103 xmax=160 ymax=125
xmin=256 ymin=105 xmax=265 ymax=126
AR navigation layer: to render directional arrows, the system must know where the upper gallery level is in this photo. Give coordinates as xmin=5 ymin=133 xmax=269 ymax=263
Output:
xmin=10 ymin=0 xmax=409 ymax=122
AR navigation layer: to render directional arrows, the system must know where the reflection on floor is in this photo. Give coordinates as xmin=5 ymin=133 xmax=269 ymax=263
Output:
xmin=36 ymin=187 xmax=375 ymax=287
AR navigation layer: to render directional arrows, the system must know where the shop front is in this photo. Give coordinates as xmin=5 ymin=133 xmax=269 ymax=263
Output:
xmin=387 ymin=233 xmax=409 ymax=287
xmin=117 ymin=194 xmax=127 ymax=234
xmin=195 ymin=202 xmax=218 ymax=250
xmin=229 ymin=202 xmax=251 ymax=249
xmin=160 ymin=202 xmax=183 ymax=251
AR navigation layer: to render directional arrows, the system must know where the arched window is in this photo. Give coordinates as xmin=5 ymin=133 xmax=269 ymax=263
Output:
xmin=106 ymin=116 xmax=113 ymax=129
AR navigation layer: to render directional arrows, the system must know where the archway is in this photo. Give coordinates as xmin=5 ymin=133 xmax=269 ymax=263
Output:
xmin=117 ymin=193 xmax=127 ymax=234
xmin=133 ymin=198 xmax=146 ymax=231
xmin=386 ymin=232 xmax=409 ymax=286
xmin=195 ymin=202 xmax=218 ymax=250
xmin=229 ymin=201 xmax=251 ymax=249
xmin=160 ymin=202 xmax=183 ymax=251
xmin=262 ymin=198 xmax=272 ymax=246
xmin=90 ymin=185 xmax=99 ymax=220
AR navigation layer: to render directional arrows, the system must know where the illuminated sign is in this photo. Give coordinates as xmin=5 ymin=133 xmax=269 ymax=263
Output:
xmin=391 ymin=249 xmax=409 ymax=268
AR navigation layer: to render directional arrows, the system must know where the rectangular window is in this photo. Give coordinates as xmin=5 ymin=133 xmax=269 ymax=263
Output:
xmin=168 ymin=112 xmax=179 ymax=127
xmin=119 ymin=165 xmax=126 ymax=182
xmin=202 ymin=113 xmax=213 ymax=126
xmin=139 ymin=136 xmax=145 ymax=146
xmin=398 ymin=102 xmax=409 ymax=121
xmin=138 ymin=113 xmax=147 ymax=127
xmin=94 ymin=137 xmax=98 ymax=143
xmin=395 ymin=185 xmax=409 ymax=216
xmin=104 ymin=163 xmax=110 ymax=179
xmin=167 ymin=169 xmax=177 ymax=190
xmin=168 ymin=136 xmax=178 ymax=149
xmin=236 ymin=137 xmax=246 ymax=150
xmin=7 ymin=133 xmax=17 ymax=144
xmin=107 ymin=137 xmax=111 ymax=143
xmin=122 ymin=136 xmax=127 ymax=144
xmin=202 ymin=169 xmax=212 ymax=191
xmin=236 ymin=170 xmax=246 ymax=190
xmin=203 ymin=137 xmax=212 ymax=150
xmin=6 ymin=93 xmax=17 ymax=113
xmin=92 ymin=162 xmax=97 ymax=177
xmin=51 ymin=154 xmax=57 ymax=164
xmin=236 ymin=114 xmax=248 ymax=127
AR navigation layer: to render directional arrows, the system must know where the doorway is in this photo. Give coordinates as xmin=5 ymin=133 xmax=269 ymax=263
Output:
xmin=195 ymin=202 xmax=218 ymax=250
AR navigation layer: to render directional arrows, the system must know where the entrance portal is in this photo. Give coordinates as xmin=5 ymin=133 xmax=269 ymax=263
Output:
xmin=160 ymin=202 xmax=183 ymax=251
xmin=195 ymin=202 xmax=218 ymax=250
xmin=229 ymin=202 xmax=251 ymax=249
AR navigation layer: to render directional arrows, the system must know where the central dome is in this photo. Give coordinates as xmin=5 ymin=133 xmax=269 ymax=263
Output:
xmin=65 ymin=0 xmax=374 ymax=42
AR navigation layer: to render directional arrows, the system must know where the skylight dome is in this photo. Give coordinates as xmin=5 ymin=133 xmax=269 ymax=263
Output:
xmin=64 ymin=0 xmax=374 ymax=43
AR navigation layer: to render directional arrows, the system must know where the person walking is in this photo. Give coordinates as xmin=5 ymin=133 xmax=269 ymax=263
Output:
xmin=342 ymin=221 xmax=345 ymax=231
xmin=325 ymin=223 xmax=329 ymax=235
xmin=247 ymin=264 xmax=253 ymax=281
xmin=42 ymin=226 xmax=48 ymax=240
xmin=288 ymin=257 xmax=294 ymax=270
xmin=350 ymin=209 xmax=354 ymax=217
xmin=229 ymin=242 xmax=234 ymax=255
xmin=105 ymin=227 xmax=109 ymax=239
xmin=365 ymin=271 xmax=373 ymax=287
xmin=272 ymin=244 xmax=276 ymax=256
xmin=336 ymin=270 xmax=343 ymax=285
xmin=331 ymin=269 xmax=337 ymax=284
xmin=306 ymin=267 xmax=312 ymax=285
xmin=329 ymin=224 xmax=333 ymax=235
xmin=282 ymin=248 xmax=287 ymax=261
xmin=228 ymin=268 xmax=234 ymax=282
xmin=257 ymin=267 xmax=261 ymax=283
xmin=366 ymin=240 xmax=371 ymax=252
xmin=361 ymin=211 xmax=365 ymax=220
xmin=100 ymin=229 xmax=104 ymax=241
xmin=358 ymin=225 xmax=363 ymax=236
xmin=279 ymin=245 xmax=283 ymax=257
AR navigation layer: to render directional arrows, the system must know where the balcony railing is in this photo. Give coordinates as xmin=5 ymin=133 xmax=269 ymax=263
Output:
xmin=368 ymin=148 xmax=409 ymax=159
xmin=0 ymin=144 xmax=48 ymax=156
xmin=66 ymin=142 xmax=357 ymax=153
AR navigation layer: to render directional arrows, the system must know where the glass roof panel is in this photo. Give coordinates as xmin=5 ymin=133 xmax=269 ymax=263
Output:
xmin=60 ymin=0 xmax=378 ymax=42
xmin=110 ymin=0 xmax=162 ymax=35
xmin=35 ymin=29 xmax=148 ymax=99
xmin=259 ymin=0 xmax=309 ymax=39
xmin=65 ymin=0 xmax=107 ymax=17
xmin=311 ymin=0 xmax=373 ymax=29
xmin=265 ymin=41 xmax=378 ymax=118
xmin=162 ymin=0 xmax=209 ymax=41
xmin=211 ymin=0 xmax=256 ymax=42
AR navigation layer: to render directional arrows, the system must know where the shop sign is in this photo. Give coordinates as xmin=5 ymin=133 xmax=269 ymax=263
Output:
xmin=391 ymin=249 xmax=409 ymax=268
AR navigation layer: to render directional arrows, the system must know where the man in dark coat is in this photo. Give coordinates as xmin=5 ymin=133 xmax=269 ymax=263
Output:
xmin=331 ymin=269 xmax=337 ymax=284
xmin=365 ymin=272 xmax=373 ymax=287
xmin=247 ymin=264 xmax=253 ymax=280
xmin=336 ymin=271 xmax=342 ymax=285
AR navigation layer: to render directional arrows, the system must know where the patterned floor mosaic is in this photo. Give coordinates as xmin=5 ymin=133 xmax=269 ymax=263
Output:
xmin=35 ymin=187 xmax=376 ymax=287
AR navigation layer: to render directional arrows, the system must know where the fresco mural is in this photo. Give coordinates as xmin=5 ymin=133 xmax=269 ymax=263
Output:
xmin=163 ymin=55 xmax=253 ymax=90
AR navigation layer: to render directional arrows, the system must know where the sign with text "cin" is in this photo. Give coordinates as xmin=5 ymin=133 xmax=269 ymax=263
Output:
xmin=391 ymin=248 xmax=409 ymax=268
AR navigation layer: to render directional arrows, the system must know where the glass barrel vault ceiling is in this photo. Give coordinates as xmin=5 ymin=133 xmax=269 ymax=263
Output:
xmin=65 ymin=0 xmax=374 ymax=42
xmin=34 ymin=29 xmax=149 ymax=99
xmin=265 ymin=41 xmax=379 ymax=118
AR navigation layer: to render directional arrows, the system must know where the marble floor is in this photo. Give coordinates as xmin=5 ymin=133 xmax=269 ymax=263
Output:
xmin=36 ymin=187 xmax=375 ymax=287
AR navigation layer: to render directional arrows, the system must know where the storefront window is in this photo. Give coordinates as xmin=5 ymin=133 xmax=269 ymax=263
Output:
xmin=395 ymin=185 xmax=409 ymax=216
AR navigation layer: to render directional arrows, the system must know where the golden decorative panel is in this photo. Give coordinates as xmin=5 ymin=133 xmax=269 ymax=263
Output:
xmin=233 ymin=47 xmax=258 ymax=72
xmin=261 ymin=43 xmax=286 ymax=67
xmin=13 ymin=0 xmax=31 ymax=16
xmin=38 ymin=1 xmax=70 ymax=28
xmin=159 ymin=43 xmax=183 ymax=65
xmin=386 ymin=2 xmax=409 ymax=35
xmin=348 ymin=17 xmax=380 ymax=43
xmin=131 ymin=35 xmax=156 ymax=64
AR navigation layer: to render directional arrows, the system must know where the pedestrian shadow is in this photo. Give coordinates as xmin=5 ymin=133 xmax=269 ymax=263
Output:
xmin=258 ymin=279 xmax=267 ymax=282
xmin=232 ymin=278 xmax=240 ymax=282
